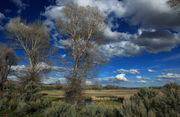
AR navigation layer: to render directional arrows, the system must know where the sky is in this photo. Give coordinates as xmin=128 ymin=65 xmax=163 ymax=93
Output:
xmin=0 ymin=0 xmax=180 ymax=87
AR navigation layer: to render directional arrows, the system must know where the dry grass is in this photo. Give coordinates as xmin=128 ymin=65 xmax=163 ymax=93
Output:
xmin=41 ymin=89 xmax=138 ymax=98
xmin=84 ymin=89 xmax=138 ymax=98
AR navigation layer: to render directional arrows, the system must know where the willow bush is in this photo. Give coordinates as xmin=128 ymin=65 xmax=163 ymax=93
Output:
xmin=118 ymin=99 xmax=156 ymax=117
xmin=44 ymin=102 xmax=76 ymax=117
xmin=0 ymin=81 xmax=51 ymax=117
xmin=79 ymin=103 xmax=117 ymax=117
xmin=152 ymin=82 xmax=180 ymax=117
xmin=16 ymin=81 xmax=51 ymax=116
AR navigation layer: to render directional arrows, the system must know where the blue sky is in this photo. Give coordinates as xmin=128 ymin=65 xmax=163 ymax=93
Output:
xmin=0 ymin=0 xmax=180 ymax=87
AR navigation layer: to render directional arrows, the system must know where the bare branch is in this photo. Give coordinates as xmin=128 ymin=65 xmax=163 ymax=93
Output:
xmin=0 ymin=44 xmax=18 ymax=92
xmin=6 ymin=17 xmax=53 ymax=84
xmin=56 ymin=3 xmax=105 ymax=104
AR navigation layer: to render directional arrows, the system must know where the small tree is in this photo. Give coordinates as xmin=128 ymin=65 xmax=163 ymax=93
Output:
xmin=92 ymin=81 xmax=101 ymax=90
xmin=56 ymin=3 xmax=105 ymax=104
xmin=0 ymin=44 xmax=18 ymax=92
xmin=55 ymin=80 xmax=62 ymax=89
xmin=7 ymin=17 xmax=52 ymax=84
xmin=104 ymin=85 xmax=120 ymax=89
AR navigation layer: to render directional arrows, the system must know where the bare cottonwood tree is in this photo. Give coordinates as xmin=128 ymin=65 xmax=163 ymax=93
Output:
xmin=0 ymin=44 xmax=18 ymax=92
xmin=56 ymin=3 xmax=105 ymax=104
xmin=7 ymin=17 xmax=52 ymax=85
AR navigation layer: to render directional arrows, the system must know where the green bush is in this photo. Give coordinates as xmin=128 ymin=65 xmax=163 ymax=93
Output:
xmin=8 ymin=98 xmax=21 ymax=110
xmin=15 ymin=82 xmax=52 ymax=115
xmin=0 ymin=91 xmax=20 ymax=111
xmin=0 ymin=97 xmax=8 ymax=110
xmin=131 ymin=88 xmax=158 ymax=101
xmin=118 ymin=99 xmax=156 ymax=117
xmin=44 ymin=102 xmax=118 ymax=117
xmin=152 ymin=82 xmax=180 ymax=117
xmin=44 ymin=103 xmax=76 ymax=117
xmin=0 ymin=81 xmax=51 ymax=116
xmin=130 ymin=88 xmax=158 ymax=115
xmin=21 ymin=81 xmax=42 ymax=102
xmin=80 ymin=103 xmax=117 ymax=117
xmin=16 ymin=102 xmax=31 ymax=114
xmin=41 ymin=98 xmax=52 ymax=108
xmin=162 ymin=82 xmax=180 ymax=98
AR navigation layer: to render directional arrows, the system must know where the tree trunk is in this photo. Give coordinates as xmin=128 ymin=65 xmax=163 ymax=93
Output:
xmin=0 ymin=82 xmax=4 ymax=92
xmin=65 ymin=56 xmax=83 ymax=105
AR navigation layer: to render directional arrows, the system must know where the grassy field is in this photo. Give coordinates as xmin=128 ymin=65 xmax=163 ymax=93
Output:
xmin=41 ymin=89 xmax=138 ymax=99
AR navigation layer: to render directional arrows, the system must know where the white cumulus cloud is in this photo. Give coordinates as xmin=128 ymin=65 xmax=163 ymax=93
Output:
xmin=115 ymin=73 xmax=128 ymax=81
xmin=157 ymin=73 xmax=180 ymax=79
xmin=138 ymin=80 xmax=147 ymax=83
xmin=117 ymin=69 xmax=140 ymax=74
xmin=136 ymin=76 xmax=143 ymax=79
xmin=148 ymin=69 xmax=156 ymax=73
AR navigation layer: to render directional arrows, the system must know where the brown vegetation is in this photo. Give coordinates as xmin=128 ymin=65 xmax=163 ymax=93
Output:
xmin=0 ymin=44 xmax=18 ymax=92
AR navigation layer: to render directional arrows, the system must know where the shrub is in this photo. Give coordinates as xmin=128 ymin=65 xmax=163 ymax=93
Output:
xmin=16 ymin=82 xmax=51 ymax=115
xmin=0 ymin=90 xmax=20 ymax=111
xmin=118 ymin=99 xmax=156 ymax=117
xmin=80 ymin=103 xmax=117 ymax=117
xmin=152 ymin=82 xmax=180 ymax=117
xmin=55 ymin=80 xmax=63 ymax=90
xmin=162 ymin=82 xmax=180 ymax=98
xmin=21 ymin=81 xmax=42 ymax=102
xmin=0 ymin=97 xmax=8 ymax=110
xmin=45 ymin=102 xmax=119 ymax=117
xmin=130 ymin=88 xmax=158 ymax=114
xmin=131 ymin=88 xmax=158 ymax=101
xmin=16 ymin=102 xmax=31 ymax=114
xmin=41 ymin=98 xmax=52 ymax=108
xmin=8 ymin=98 xmax=21 ymax=110
xmin=44 ymin=103 xmax=76 ymax=117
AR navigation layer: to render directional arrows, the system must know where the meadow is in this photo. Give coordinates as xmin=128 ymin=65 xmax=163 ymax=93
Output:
xmin=41 ymin=89 xmax=138 ymax=98
xmin=0 ymin=82 xmax=180 ymax=117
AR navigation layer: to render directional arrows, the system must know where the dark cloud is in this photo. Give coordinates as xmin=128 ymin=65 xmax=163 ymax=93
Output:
xmin=0 ymin=12 xmax=5 ymax=19
xmin=0 ymin=12 xmax=6 ymax=30
xmin=134 ymin=30 xmax=180 ymax=53
xmin=99 ymin=29 xmax=180 ymax=57
xmin=124 ymin=0 xmax=180 ymax=29
xmin=139 ymin=30 xmax=174 ymax=39
xmin=10 ymin=0 xmax=27 ymax=13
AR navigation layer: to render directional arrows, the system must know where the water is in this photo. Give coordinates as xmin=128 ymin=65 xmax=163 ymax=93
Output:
xmin=82 ymin=100 xmax=93 ymax=104
xmin=83 ymin=97 xmax=121 ymax=104
xmin=111 ymin=97 xmax=119 ymax=101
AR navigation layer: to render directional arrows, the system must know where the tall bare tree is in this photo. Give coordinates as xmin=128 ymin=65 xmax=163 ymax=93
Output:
xmin=0 ymin=44 xmax=18 ymax=92
xmin=56 ymin=3 xmax=105 ymax=104
xmin=7 ymin=17 xmax=52 ymax=84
